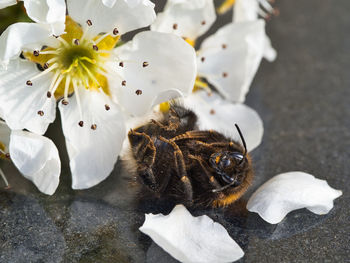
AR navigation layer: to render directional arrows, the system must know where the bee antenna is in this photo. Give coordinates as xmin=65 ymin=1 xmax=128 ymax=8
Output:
xmin=234 ymin=124 xmax=247 ymax=156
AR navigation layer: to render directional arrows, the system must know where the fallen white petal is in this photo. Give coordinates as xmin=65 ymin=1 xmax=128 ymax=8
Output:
xmin=9 ymin=130 xmax=61 ymax=195
xmin=184 ymin=91 xmax=263 ymax=152
xmin=247 ymin=171 xmax=343 ymax=224
xmin=140 ymin=204 xmax=244 ymax=263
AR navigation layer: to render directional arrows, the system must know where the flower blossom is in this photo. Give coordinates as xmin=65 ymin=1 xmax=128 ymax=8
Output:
xmin=0 ymin=0 xmax=197 ymax=191
xmin=0 ymin=120 xmax=60 ymax=194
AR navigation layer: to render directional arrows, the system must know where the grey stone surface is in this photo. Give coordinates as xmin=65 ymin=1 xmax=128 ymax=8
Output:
xmin=0 ymin=0 xmax=349 ymax=262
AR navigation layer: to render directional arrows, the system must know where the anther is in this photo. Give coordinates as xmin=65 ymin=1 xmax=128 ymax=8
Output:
xmin=26 ymin=80 xmax=33 ymax=86
xmin=173 ymin=23 xmax=178 ymax=30
xmin=119 ymin=62 xmax=124 ymax=67
xmin=201 ymin=57 xmax=205 ymax=62
xmin=33 ymin=50 xmax=40 ymax=56
xmin=122 ymin=80 xmax=126 ymax=86
xmin=93 ymin=45 xmax=99 ymax=51
xmin=113 ymin=28 xmax=119 ymax=35
xmin=210 ymin=109 xmax=215 ymax=115
xmin=86 ymin=19 xmax=92 ymax=26
xmin=74 ymin=39 xmax=80 ymax=45
xmin=222 ymin=72 xmax=228 ymax=78
xmin=222 ymin=44 xmax=227 ymax=49
xmin=142 ymin=62 xmax=149 ymax=67
xmin=5 ymin=153 xmax=10 ymax=159
xmin=91 ymin=124 xmax=97 ymax=130
xmin=135 ymin=89 xmax=142 ymax=95
xmin=201 ymin=20 xmax=206 ymax=25
xmin=47 ymin=91 xmax=52 ymax=98
xmin=43 ymin=63 xmax=49 ymax=69
xmin=78 ymin=121 xmax=84 ymax=127
xmin=62 ymin=99 xmax=69 ymax=105
xmin=105 ymin=104 xmax=110 ymax=111
xmin=37 ymin=110 xmax=44 ymax=116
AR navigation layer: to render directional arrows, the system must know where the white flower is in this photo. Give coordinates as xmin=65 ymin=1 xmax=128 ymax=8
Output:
xmin=246 ymin=171 xmax=343 ymax=224
xmin=233 ymin=0 xmax=277 ymax=62
xmin=0 ymin=120 xmax=60 ymax=194
xmin=140 ymin=204 xmax=244 ymax=263
xmin=0 ymin=0 xmax=197 ymax=189
xmin=152 ymin=0 xmax=266 ymax=103
xmin=184 ymin=90 xmax=263 ymax=152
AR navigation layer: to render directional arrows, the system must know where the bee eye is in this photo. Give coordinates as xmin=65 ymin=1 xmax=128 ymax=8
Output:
xmin=229 ymin=152 xmax=244 ymax=164
xmin=221 ymin=158 xmax=231 ymax=167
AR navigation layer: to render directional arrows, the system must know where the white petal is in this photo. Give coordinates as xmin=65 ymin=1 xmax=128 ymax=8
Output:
xmin=111 ymin=31 xmax=196 ymax=116
xmin=23 ymin=0 xmax=66 ymax=36
xmin=233 ymin=0 xmax=259 ymax=22
xmin=0 ymin=59 xmax=56 ymax=135
xmin=9 ymin=130 xmax=61 ymax=195
xmin=140 ymin=204 xmax=244 ymax=263
xmin=102 ymin=0 xmax=117 ymax=7
xmin=247 ymin=172 xmax=343 ymax=224
xmin=0 ymin=22 xmax=55 ymax=66
xmin=59 ymin=88 xmax=126 ymax=189
xmin=0 ymin=121 xmax=11 ymax=150
xmin=0 ymin=0 xmax=16 ymax=9
xmin=67 ymin=0 xmax=155 ymax=36
xmin=184 ymin=91 xmax=263 ymax=152
xmin=151 ymin=0 xmax=216 ymax=40
xmin=197 ymin=20 xmax=265 ymax=103
xmin=263 ymin=35 xmax=277 ymax=62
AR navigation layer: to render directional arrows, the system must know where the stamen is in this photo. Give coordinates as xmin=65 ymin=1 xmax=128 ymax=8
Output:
xmin=86 ymin=19 xmax=92 ymax=26
xmin=135 ymin=89 xmax=142 ymax=95
xmin=119 ymin=62 xmax=124 ymax=67
xmin=74 ymin=39 xmax=80 ymax=45
xmin=50 ymin=73 xmax=64 ymax=95
xmin=0 ymin=168 xmax=9 ymax=188
xmin=122 ymin=80 xmax=126 ymax=86
xmin=94 ymin=32 xmax=111 ymax=45
xmin=37 ymin=110 xmax=44 ymax=116
xmin=222 ymin=44 xmax=227 ymax=49
xmin=58 ymin=36 xmax=70 ymax=47
xmin=201 ymin=20 xmax=206 ymax=25
xmin=26 ymin=80 xmax=33 ymax=86
xmin=93 ymin=45 xmax=99 ymax=51
xmin=173 ymin=23 xmax=178 ymax=30
xmin=222 ymin=72 xmax=228 ymax=78
xmin=39 ymin=50 xmax=60 ymax=55
xmin=79 ymin=61 xmax=101 ymax=86
xmin=43 ymin=63 xmax=49 ymax=69
xmin=72 ymin=79 xmax=84 ymax=123
xmin=142 ymin=62 xmax=149 ymax=67
xmin=29 ymin=63 xmax=58 ymax=82
xmin=47 ymin=71 xmax=60 ymax=94
xmin=113 ymin=28 xmax=119 ymax=35
xmin=47 ymin=91 xmax=52 ymax=98
xmin=62 ymin=100 xmax=69 ymax=105
xmin=63 ymin=75 xmax=71 ymax=102
xmin=210 ymin=109 xmax=215 ymax=115
xmin=91 ymin=124 xmax=97 ymax=130
xmin=33 ymin=50 xmax=40 ymax=56
xmin=105 ymin=104 xmax=110 ymax=111
xmin=201 ymin=57 xmax=205 ymax=62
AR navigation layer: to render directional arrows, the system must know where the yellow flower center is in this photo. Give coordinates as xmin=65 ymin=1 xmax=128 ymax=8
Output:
xmin=24 ymin=16 xmax=119 ymax=101
xmin=0 ymin=141 xmax=9 ymax=160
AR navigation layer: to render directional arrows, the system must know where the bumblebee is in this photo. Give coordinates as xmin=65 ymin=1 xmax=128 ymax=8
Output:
xmin=127 ymin=105 xmax=253 ymax=207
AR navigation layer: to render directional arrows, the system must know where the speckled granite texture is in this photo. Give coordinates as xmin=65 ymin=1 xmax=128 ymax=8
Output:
xmin=0 ymin=0 xmax=349 ymax=262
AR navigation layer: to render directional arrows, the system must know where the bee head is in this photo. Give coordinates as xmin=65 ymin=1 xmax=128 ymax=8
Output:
xmin=210 ymin=124 xmax=249 ymax=192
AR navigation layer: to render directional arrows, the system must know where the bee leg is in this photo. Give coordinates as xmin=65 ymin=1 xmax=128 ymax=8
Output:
xmin=159 ymin=136 xmax=193 ymax=205
xmin=128 ymin=130 xmax=159 ymax=192
xmin=188 ymin=154 xmax=221 ymax=189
